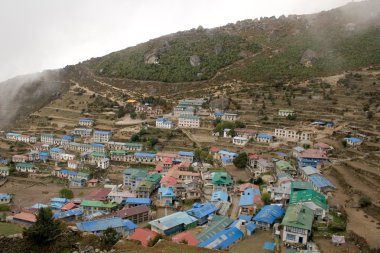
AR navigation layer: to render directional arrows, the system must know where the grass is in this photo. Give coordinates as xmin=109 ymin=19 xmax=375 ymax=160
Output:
xmin=0 ymin=222 xmax=23 ymax=236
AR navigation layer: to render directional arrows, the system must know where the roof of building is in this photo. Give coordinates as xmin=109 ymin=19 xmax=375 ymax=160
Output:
xmin=160 ymin=176 xmax=177 ymax=186
xmin=211 ymin=191 xmax=229 ymax=202
xmin=238 ymin=183 xmax=259 ymax=192
xmin=61 ymin=202 xmax=76 ymax=211
xmin=239 ymin=188 xmax=261 ymax=207
xmin=198 ymin=225 xmax=244 ymax=250
xmin=80 ymin=200 xmax=117 ymax=208
xmin=218 ymin=150 xmax=238 ymax=157
xmin=234 ymin=128 xmax=256 ymax=134
xmin=179 ymin=115 xmax=200 ymax=120
xmin=178 ymin=151 xmax=194 ymax=157
xmin=281 ymin=204 xmax=314 ymax=230
xmin=186 ymin=203 xmax=218 ymax=219
xmin=129 ymin=228 xmax=158 ymax=247
xmin=50 ymin=147 xmax=63 ymax=153
xmin=345 ymin=137 xmax=362 ymax=143
xmin=291 ymin=181 xmax=314 ymax=191
xmin=84 ymin=188 xmax=112 ymax=201
xmin=149 ymin=212 xmax=198 ymax=230
xmin=123 ymin=219 xmax=138 ymax=230
xmin=239 ymin=214 xmax=253 ymax=222
xmin=257 ymin=133 xmax=273 ymax=139
xmin=13 ymin=212 xmax=37 ymax=223
xmin=115 ymin=205 xmax=150 ymax=218
xmin=123 ymin=168 xmax=148 ymax=178
xmin=54 ymin=208 xmax=83 ymax=219
xmin=196 ymin=215 xmax=234 ymax=242
xmin=253 ymin=205 xmax=285 ymax=224
xmin=158 ymin=187 xmax=175 ymax=197
xmin=79 ymin=118 xmax=94 ymax=122
xmin=289 ymin=189 xmax=328 ymax=210
xmin=300 ymin=166 xmax=320 ymax=176
xmin=275 ymin=160 xmax=294 ymax=170
xmin=0 ymin=194 xmax=12 ymax=200
xmin=212 ymin=172 xmax=233 ymax=186
xmin=77 ymin=217 xmax=131 ymax=232
xmin=134 ymin=152 xmax=157 ymax=158
xmin=172 ymin=231 xmax=200 ymax=246
xmin=93 ymin=130 xmax=112 ymax=135
xmin=299 ymin=149 xmax=328 ymax=159
xmin=0 ymin=166 xmax=10 ymax=171
xmin=91 ymin=143 xmax=105 ymax=148
xmin=15 ymin=163 xmax=33 ymax=168
xmin=31 ymin=203 xmax=48 ymax=209
xmin=124 ymin=197 xmax=151 ymax=205
xmin=314 ymin=142 xmax=332 ymax=149
xmin=209 ymin=147 xmax=220 ymax=153
xmin=51 ymin=197 xmax=69 ymax=203
xmin=309 ymin=174 xmax=336 ymax=189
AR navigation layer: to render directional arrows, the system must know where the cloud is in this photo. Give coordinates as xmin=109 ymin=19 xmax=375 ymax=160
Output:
xmin=0 ymin=0 xmax=353 ymax=82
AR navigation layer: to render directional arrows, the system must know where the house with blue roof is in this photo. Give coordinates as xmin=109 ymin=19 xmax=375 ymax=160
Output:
xmin=54 ymin=208 xmax=83 ymax=221
xmin=218 ymin=150 xmax=238 ymax=165
xmin=300 ymin=166 xmax=320 ymax=180
xmin=50 ymin=147 xmax=64 ymax=160
xmin=177 ymin=151 xmax=194 ymax=163
xmin=186 ymin=203 xmax=218 ymax=225
xmin=76 ymin=217 xmax=137 ymax=236
xmin=79 ymin=118 xmax=94 ymax=127
xmin=149 ymin=211 xmax=198 ymax=235
xmin=158 ymin=187 xmax=175 ymax=207
xmin=31 ymin=203 xmax=48 ymax=209
xmin=50 ymin=198 xmax=69 ymax=209
xmin=344 ymin=137 xmax=363 ymax=146
xmin=308 ymin=174 xmax=336 ymax=193
xmin=210 ymin=191 xmax=229 ymax=203
xmin=256 ymin=133 xmax=274 ymax=143
xmin=61 ymin=135 xmax=74 ymax=144
xmin=239 ymin=188 xmax=262 ymax=215
xmin=134 ymin=152 xmax=156 ymax=163
xmin=156 ymin=117 xmax=174 ymax=129
xmin=253 ymin=205 xmax=285 ymax=230
xmin=91 ymin=143 xmax=106 ymax=153
xmin=124 ymin=197 xmax=151 ymax=207
xmin=69 ymin=178 xmax=87 ymax=188
xmin=93 ymin=130 xmax=112 ymax=143
xmin=0 ymin=193 xmax=12 ymax=204
xmin=198 ymin=219 xmax=245 ymax=250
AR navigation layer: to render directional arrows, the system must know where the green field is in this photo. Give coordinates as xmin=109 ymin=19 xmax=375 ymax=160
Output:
xmin=0 ymin=222 xmax=23 ymax=235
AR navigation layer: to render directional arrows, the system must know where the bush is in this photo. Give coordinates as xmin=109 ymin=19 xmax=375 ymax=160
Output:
xmin=100 ymin=227 xmax=120 ymax=250
xmin=359 ymin=196 xmax=372 ymax=208
xmin=0 ymin=204 xmax=10 ymax=211
xmin=59 ymin=188 xmax=73 ymax=199
xmin=233 ymin=152 xmax=248 ymax=169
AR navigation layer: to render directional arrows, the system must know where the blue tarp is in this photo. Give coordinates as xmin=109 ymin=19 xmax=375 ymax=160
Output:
xmin=263 ymin=242 xmax=275 ymax=251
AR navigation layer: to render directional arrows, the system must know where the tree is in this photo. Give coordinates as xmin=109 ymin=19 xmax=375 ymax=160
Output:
xmin=233 ymin=152 xmax=248 ymax=169
xmin=59 ymin=188 xmax=73 ymax=199
xmin=131 ymin=134 xmax=140 ymax=142
xmin=100 ymin=227 xmax=120 ymax=250
xmin=130 ymin=111 xmax=137 ymax=119
xmin=261 ymin=192 xmax=271 ymax=205
xmin=359 ymin=195 xmax=372 ymax=208
xmin=24 ymin=208 xmax=62 ymax=245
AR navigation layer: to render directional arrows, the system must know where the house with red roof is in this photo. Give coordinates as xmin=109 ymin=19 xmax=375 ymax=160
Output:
xmin=129 ymin=228 xmax=158 ymax=247
xmin=61 ymin=202 xmax=76 ymax=211
xmin=172 ymin=231 xmax=199 ymax=246
xmin=12 ymin=212 xmax=37 ymax=226
xmin=298 ymin=149 xmax=328 ymax=168
xmin=84 ymin=188 xmax=112 ymax=201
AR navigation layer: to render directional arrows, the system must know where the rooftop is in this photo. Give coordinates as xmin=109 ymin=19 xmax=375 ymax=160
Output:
xmin=149 ymin=212 xmax=197 ymax=230
xmin=289 ymin=189 xmax=329 ymax=210
xmin=281 ymin=204 xmax=314 ymax=230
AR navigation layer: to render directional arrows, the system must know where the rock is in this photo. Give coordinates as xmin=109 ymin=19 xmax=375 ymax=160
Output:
xmin=144 ymin=52 xmax=159 ymax=64
xmin=214 ymin=44 xmax=223 ymax=55
xmin=189 ymin=55 xmax=201 ymax=67
xmin=73 ymin=251 xmax=79 ymax=253
xmin=300 ymin=49 xmax=318 ymax=67
xmin=95 ymin=249 xmax=100 ymax=253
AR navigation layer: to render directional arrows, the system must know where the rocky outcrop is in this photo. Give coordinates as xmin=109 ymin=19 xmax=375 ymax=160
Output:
xmin=300 ymin=49 xmax=318 ymax=67
xmin=189 ymin=55 xmax=201 ymax=66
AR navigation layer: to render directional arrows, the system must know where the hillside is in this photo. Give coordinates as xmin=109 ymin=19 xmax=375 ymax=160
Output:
xmin=83 ymin=0 xmax=380 ymax=83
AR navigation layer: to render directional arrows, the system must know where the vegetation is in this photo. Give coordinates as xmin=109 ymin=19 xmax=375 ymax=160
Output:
xmin=261 ymin=192 xmax=271 ymax=205
xmin=100 ymin=227 xmax=120 ymax=250
xmin=194 ymin=148 xmax=213 ymax=164
xmin=86 ymin=30 xmax=260 ymax=82
xmin=359 ymin=195 xmax=372 ymax=208
xmin=0 ymin=204 xmax=11 ymax=212
xmin=0 ymin=222 xmax=23 ymax=235
xmin=147 ymin=234 xmax=163 ymax=247
xmin=59 ymin=188 xmax=74 ymax=199
xmin=213 ymin=120 xmax=245 ymax=136
xmin=24 ymin=208 xmax=62 ymax=246
xmin=233 ymin=152 xmax=248 ymax=169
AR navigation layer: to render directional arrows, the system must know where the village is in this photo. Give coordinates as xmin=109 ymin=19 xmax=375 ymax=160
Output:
xmin=0 ymin=88 xmax=374 ymax=253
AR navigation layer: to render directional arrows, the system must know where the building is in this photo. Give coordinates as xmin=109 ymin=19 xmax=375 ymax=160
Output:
xmin=110 ymin=150 xmax=128 ymax=162
xmin=239 ymin=188 xmax=262 ymax=215
xmin=178 ymin=98 xmax=206 ymax=108
xmin=281 ymin=204 xmax=314 ymax=245
xmin=80 ymin=200 xmax=118 ymax=215
xmin=212 ymin=172 xmax=233 ymax=191
xmin=344 ymin=137 xmax=363 ymax=146
xmin=222 ymin=112 xmax=239 ymax=121
xmin=218 ymin=150 xmax=238 ymax=166
xmin=299 ymin=166 xmax=320 ymax=180
xmin=196 ymin=215 xmax=234 ymax=243
xmin=15 ymin=163 xmax=36 ymax=173
xmin=289 ymin=189 xmax=329 ymax=219
xmin=210 ymin=191 xmax=229 ymax=203
xmin=129 ymin=228 xmax=158 ymax=247
xmin=308 ymin=174 xmax=336 ymax=193
xmin=186 ymin=203 xmax=218 ymax=225
xmin=76 ymin=217 xmax=137 ymax=236
xmin=256 ymin=133 xmax=274 ymax=143
xmin=253 ymin=205 xmax=284 ymax=230
xmin=173 ymin=106 xmax=195 ymax=117
xmin=297 ymin=149 xmax=328 ymax=168
xmin=0 ymin=167 xmax=10 ymax=177
xmin=50 ymin=148 xmax=64 ymax=160
xmin=79 ymin=118 xmax=94 ymax=127
xmin=72 ymin=128 xmax=93 ymax=137
xmin=12 ymin=155 xmax=28 ymax=163
xmin=278 ymin=109 xmax=295 ymax=117
xmin=93 ymin=130 xmax=112 ymax=143
xmin=69 ymin=178 xmax=87 ymax=188
xmin=177 ymin=151 xmax=194 ymax=163
xmin=134 ymin=152 xmax=157 ymax=163
xmin=123 ymin=168 xmax=148 ymax=190
xmin=274 ymin=128 xmax=313 ymax=141
xmin=149 ymin=211 xmax=198 ymax=236
xmin=158 ymin=187 xmax=175 ymax=207
xmin=124 ymin=197 xmax=151 ymax=207
xmin=27 ymin=151 xmax=40 ymax=161
xmin=115 ymin=205 xmax=150 ymax=224
xmin=232 ymin=136 xmax=249 ymax=146
xmin=178 ymin=115 xmax=200 ymax=128
xmin=276 ymin=160 xmax=296 ymax=176
xmin=67 ymin=160 xmax=80 ymax=170
xmin=156 ymin=117 xmax=174 ymax=129
xmin=97 ymin=158 xmax=110 ymax=169
xmin=234 ymin=128 xmax=256 ymax=139
xmin=12 ymin=212 xmax=37 ymax=226
xmin=41 ymin=133 xmax=56 ymax=144
xmin=172 ymin=232 xmax=200 ymax=246
xmin=0 ymin=194 xmax=12 ymax=204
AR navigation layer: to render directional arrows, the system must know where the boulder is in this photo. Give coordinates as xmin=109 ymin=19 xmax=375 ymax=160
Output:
xmin=189 ymin=55 xmax=201 ymax=66
xmin=300 ymin=49 xmax=318 ymax=67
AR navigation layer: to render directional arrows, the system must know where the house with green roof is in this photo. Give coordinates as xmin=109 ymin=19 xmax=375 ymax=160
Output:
xmin=123 ymin=168 xmax=148 ymax=190
xmin=291 ymin=181 xmax=313 ymax=194
xmin=110 ymin=150 xmax=128 ymax=162
xmin=135 ymin=180 xmax=155 ymax=198
xmin=212 ymin=172 xmax=233 ymax=191
xmin=80 ymin=200 xmax=118 ymax=215
xmin=275 ymin=160 xmax=296 ymax=176
xmin=282 ymin=204 xmax=314 ymax=245
xmin=289 ymin=189 xmax=329 ymax=219
xmin=0 ymin=166 xmax=10 ymax=177
xmin=15 ymin=163 xmax=36 ymax=173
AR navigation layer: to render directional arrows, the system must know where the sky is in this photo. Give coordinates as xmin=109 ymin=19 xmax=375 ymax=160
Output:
xmin=0 ymin=0 xmax=354 ymax=82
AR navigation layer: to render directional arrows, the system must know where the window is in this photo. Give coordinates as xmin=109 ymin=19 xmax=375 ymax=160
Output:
xmin=286 ymin=234 xmax=296 ymax=241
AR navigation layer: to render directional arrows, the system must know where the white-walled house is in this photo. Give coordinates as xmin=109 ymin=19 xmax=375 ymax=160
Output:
xmin=232 ymin=136 xmax=249 ymax=146
xmin=178 ymin=115 xmax=200 ymax=128
xmin=156 ymin=118 xmax=174 ymax=129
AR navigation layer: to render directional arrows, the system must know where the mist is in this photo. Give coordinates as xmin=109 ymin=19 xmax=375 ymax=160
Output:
xmin=0 ymin=0 xmax=353 ymax=82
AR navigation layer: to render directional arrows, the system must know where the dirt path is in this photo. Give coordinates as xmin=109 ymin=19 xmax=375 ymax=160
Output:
xmin=229 ymin=193 xmax=240 ymax=219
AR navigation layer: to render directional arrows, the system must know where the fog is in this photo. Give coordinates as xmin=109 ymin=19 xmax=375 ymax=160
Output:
xmin=0 ymin=0 xmax=353 ymax=82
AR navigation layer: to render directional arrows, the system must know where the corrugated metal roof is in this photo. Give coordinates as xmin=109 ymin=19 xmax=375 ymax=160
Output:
xmin=198 ymin=226 xmax=244 ymax=250
xmin=186 ymin=203 xmax=217 ymax=219
xmin=309 ymin=174 xmax=336 ymax=189
xmin=125 ymin=197 xmax=151 ymax=205
xmin=253 ymin=205 xmax=284 ymax=224
xmin=77 ymin=217 xmax=129 ymax=232
xmin=149 ymin=212 xmax=197 ymax=230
